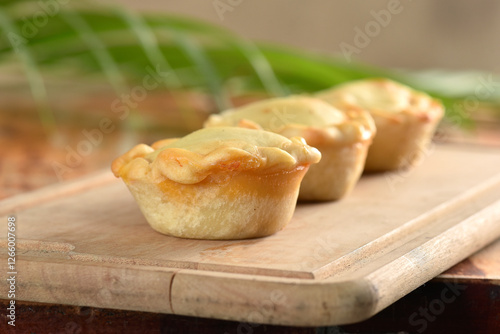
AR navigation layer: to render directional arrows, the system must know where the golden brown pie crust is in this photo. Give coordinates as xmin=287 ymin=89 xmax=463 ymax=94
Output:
xmin=112 ymin=127 xmax=321 ymax=239
xmin=317 ymin=78 xmax=444 ymax=171
xmin=204 ymin=96 xmax=376 ymax=201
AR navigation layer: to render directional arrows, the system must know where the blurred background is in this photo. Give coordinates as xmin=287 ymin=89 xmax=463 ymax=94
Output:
xmin=1 ymin=0 xmax=499 ymax=197
xmin=119 ymin=0 xmax=500 ymax=73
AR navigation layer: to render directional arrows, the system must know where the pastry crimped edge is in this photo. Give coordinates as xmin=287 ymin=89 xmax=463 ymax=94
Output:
xmin=204 ymin=96 xmax=376 ymax=201
xmin=316 ymin=78 xmax=444 ymax=172
xmin=112 ymin=127 xmax=321 ymax=240
xmin=296 ymin=106 xmax=376 ymax=201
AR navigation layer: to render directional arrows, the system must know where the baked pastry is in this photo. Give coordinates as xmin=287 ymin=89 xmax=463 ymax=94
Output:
xmin=204 ymin=96 xmax=376 ymax=201
xmin=111 ymin=127 xmax=321 ymax=240
xmin=316 ymin=78 xmax=444 ymax=171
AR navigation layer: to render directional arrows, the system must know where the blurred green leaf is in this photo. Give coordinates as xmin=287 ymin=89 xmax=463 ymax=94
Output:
xmin=0 ymin=0 xmax=498 ymax=132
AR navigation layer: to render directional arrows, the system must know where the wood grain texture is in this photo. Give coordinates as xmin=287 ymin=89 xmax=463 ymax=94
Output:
xmin=439 ymin=238 xmax=500 ymax=283
xmin=1 ymin=144 xmax=500 ymax=326
xmin=0 ymin=258 xmax=175 ymax=314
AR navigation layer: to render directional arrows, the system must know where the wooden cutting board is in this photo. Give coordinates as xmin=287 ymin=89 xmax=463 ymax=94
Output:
xmin=1 ymin=144 xmax=500 ymax=326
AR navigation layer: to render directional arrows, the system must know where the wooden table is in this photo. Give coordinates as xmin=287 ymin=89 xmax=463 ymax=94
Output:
xmin=1 ymin=107 xmax=499 ymax=334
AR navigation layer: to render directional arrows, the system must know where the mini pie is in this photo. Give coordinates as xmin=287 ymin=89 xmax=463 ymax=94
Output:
xmin=204 ymin=96 xmax=376 ymax=201
xmin=111 ymin=127 xmax=321 ymax=240
xmin=316 ymin=78 xmax=444 ymax=172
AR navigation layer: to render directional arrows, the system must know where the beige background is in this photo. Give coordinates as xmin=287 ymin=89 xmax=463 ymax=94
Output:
xmin=116 ymin=0 xmax=500 ymax=73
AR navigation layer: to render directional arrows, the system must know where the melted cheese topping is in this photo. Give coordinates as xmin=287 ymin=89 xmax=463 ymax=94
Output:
xmin=205 ymin=96 xmax=375 ymax=145
xmin=207 ymin=96 xmax=345 ymax=130
xmin=317 ymin=78 xmax=438 ymax=116
xmin=112 ymin=127 xmax=321 ymax=185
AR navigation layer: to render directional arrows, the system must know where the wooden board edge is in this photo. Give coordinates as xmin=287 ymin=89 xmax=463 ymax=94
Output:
xmin=313 ymin=171 xmax=500 ymax=280
xmin=1 ymin=252 xmax=378 ymax=326
xmin=169 ymin=269 xmax=377 ymax=327
xmin=168 ymin=199 xmax=500 ymax=327
xmin=0 ymin=257 xmax=176 ymax=315
xmin=365 ymin=198 xmax=500 ymax=316
xmin=2 ymin=194 xmax=498 ymax=328
xmin=0 ymin=169 xmax=115 ymax=215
